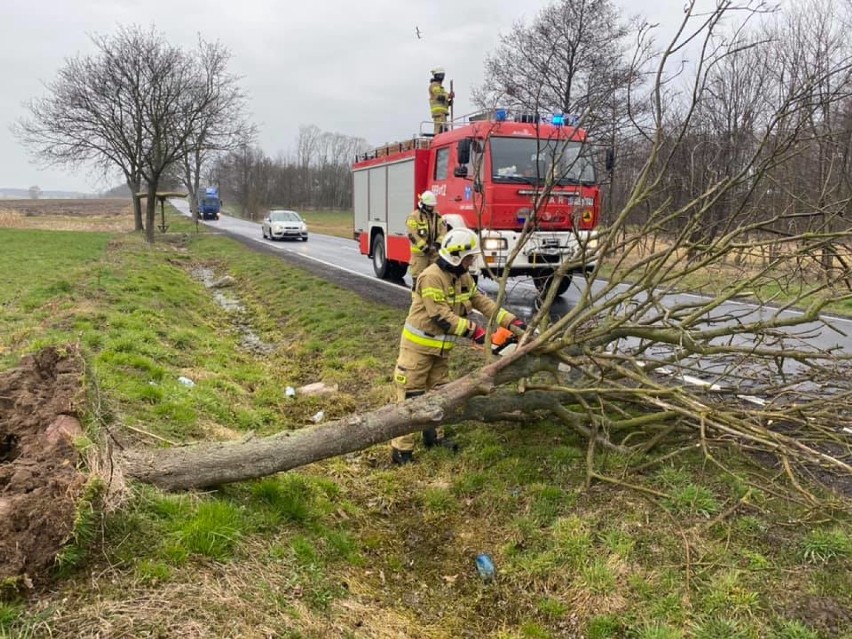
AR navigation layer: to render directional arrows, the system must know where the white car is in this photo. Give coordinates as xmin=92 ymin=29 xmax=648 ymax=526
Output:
xmin=261 ymin=210 xmax=308 ymax=241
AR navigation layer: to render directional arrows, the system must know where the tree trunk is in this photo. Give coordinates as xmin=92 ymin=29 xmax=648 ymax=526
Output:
xmin=128 ymin=181 xmax=144 ymax=231
xmin=119 ymin=349 xmax=556 ymax=490
xmin=145 ymin=183 xmax=158 ymax=244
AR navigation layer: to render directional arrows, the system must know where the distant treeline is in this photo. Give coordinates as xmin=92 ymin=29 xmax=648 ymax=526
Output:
xmin=208 ymin=125 xmax=370 ymax=219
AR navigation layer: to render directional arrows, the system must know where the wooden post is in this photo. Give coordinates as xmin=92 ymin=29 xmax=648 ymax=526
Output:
xmin=158 ymin=196 xmax=169 ymax=233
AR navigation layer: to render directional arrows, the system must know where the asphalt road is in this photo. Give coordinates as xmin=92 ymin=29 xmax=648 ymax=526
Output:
xmin=175 ymin=202 xmax=852 ymax=388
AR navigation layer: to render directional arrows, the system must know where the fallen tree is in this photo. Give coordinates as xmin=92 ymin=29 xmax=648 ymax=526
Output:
xmin=117 ymin=345 xmax=558 ymax=490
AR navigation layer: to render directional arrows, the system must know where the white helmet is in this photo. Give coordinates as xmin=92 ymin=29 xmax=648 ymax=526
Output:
xmin=419 ymin=190 xmax=437 ymax=208
xmin=431 ymin=66 xmax=445 ymax=76
xmin=439 ymin=228 xmax=479 ymax=267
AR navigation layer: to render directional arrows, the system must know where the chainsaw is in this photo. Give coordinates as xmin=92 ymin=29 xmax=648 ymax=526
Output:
xmin=490 ymin=326 xmax=519 ymax=356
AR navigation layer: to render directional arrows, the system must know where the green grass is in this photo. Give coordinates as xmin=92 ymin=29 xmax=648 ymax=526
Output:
xmin=664 ymin=483 xmax=720 ymax=518
xmin=801 ymin=527 xmax=851 ymax=564
xmin=1 ymin=210 xmax=850 ymax=638
xmin=771 ymin=620 xmax=820 ymax=639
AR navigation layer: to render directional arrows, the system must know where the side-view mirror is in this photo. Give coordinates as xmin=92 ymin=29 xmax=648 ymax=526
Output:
xmin=605 ymin=148 xmax=616 ymax=173
xmin=453 ymin=165 xmax=469 ymax=178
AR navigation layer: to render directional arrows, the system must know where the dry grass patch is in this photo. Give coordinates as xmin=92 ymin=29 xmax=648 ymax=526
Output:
xmin=605 ymin=228 xmax=852 ymax=308
xmin=0 ymin=199 xmax=135 ymax=233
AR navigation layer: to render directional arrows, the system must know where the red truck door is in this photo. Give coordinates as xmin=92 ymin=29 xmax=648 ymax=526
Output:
xmin=430 ymin=141 xmax=477 ymax=221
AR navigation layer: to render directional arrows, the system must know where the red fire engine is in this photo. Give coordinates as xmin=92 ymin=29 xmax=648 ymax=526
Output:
xmin=352 ymin=110 xmax=600 ymax=296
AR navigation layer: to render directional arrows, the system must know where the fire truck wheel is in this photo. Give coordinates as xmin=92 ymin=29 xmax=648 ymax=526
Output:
xmin=388 ymin=261 xmax=408 ymax=280
xmin=372 ymin=234 xmax=389 ymax=279
xmin=533 ymin=273 xmax=571 ymax=297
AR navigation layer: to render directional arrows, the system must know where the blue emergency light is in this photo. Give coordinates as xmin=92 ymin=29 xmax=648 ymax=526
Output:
xmin=551 ymin=113 xmax=565 ymax=126
xmin=495 ymin=109 xmax=508 ymax=121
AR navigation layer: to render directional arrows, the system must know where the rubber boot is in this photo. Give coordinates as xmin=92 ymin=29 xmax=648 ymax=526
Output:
xmin=422 ymin=428 xmax=458 ymax=452
xmin=391 ymin=448 xmax=414 ymax=465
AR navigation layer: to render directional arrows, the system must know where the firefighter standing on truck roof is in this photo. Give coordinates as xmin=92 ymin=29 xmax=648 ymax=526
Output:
xmin=390 ymin=228 xmax=528 ymax=465
xmin=406 ymin=190 xmax=448 ymax=286
xmin=429 ymin=67 xmax=454 ymax=135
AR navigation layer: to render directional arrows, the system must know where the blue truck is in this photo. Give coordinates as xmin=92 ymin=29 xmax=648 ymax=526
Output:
xmin=198 ymin=187 xmax=222 ymax=220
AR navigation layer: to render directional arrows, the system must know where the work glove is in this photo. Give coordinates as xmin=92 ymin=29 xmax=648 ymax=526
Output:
xmin=509 ymin=318 xmax=528 ymax=336
xmin=470 ymin=325 xmax=487 ymax=345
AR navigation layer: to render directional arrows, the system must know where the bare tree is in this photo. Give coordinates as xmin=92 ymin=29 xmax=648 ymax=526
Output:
xmin=14 ymin=27 xmax=157 ymax=230
xmin=177 ymin=39 xmax=254 ymax=221
xmin=474 ymin=0 xmax=631 ymax=116
xmin=15 ymin=26 xmax=251 ymax=240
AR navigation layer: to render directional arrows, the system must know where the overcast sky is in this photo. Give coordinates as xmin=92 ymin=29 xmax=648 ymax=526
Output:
xmin=0 ymin=0 xmax=688 ymax=193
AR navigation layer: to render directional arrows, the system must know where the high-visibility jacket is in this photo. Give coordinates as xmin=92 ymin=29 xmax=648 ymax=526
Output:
xmin=406 ymin=208 xmax=448 ymax=256
xmin=429 ymin=81 xmax=452 ymax=117
xmin=407 ymin=208 xmax=448 ymax=279
xmin=400 ymin=262 xmax=517 ymax=357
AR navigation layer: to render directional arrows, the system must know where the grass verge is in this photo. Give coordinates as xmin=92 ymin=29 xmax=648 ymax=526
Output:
xmin=0 ymin=212 xmax=849 ymax=638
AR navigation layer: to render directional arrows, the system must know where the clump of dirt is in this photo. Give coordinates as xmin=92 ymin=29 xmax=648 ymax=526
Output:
xmin=781 ymin=593 xmax=852 ymax=637
xmin=0 ymin=346 xmax=88 ymax=592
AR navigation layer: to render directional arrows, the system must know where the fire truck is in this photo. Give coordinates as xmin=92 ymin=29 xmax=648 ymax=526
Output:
xmin=352 ymin=110 xmax=601 ymax=297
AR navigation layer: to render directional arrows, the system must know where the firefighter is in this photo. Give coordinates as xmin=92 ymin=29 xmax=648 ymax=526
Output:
xmin=390 ymin=227 xmax=527 ymax=465
xmin=406 ymin=190 xmax=447 ymax=286
xmin=429 ymin=67 xmax=454 ymax=135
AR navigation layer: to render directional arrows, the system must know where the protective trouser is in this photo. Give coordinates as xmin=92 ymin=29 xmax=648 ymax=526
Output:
xmin=408 ymin=253 xmax=431 ymax=284
xmin=432 ymin=113 xmax=448 ymax=135
xmin=391 ymin=346 xmax=449 ymax=452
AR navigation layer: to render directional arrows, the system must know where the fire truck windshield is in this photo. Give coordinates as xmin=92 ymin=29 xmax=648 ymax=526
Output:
xmin=490 ymin=138 xmax=596 ymax=186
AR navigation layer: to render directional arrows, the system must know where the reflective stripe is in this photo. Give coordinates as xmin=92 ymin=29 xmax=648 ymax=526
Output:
xmin=430 ymin=286 xmax=473 ymax=304
xmin=496 ymin=309 xmax=510 ymax=325
xmin=403 ymin=323 xmax=456 ymax=351
xmin=421 ymin=287 xmax=446 ymax=302
xmin=453 ymin=318 xmax=470 ymax=336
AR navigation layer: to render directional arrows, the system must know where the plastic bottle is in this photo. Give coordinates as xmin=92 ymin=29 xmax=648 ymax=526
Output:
xmin=177 ymin=376 xmax=195 ymax=388
xmin=475 ymin=553 xmax=495 ymax=580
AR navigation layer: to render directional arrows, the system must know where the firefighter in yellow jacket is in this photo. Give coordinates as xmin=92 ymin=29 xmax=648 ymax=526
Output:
xmin=406 ymin=190 xmax=447 ymax=285
xmin=429 ymin=67 xmax=454 ymax=135
xmin=390 ymin=228 xmax=527 ymax=464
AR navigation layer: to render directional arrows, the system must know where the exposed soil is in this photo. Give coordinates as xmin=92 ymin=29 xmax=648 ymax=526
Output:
xmin=782 ymin=593 xmax=852 ymax=638
xmin=0 ymin=198 xmax=133 ymax=232
xmin=0 ymin=346 xmax=87 ymax=592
